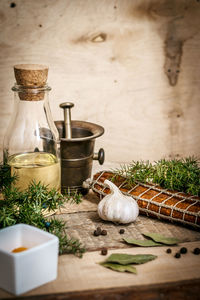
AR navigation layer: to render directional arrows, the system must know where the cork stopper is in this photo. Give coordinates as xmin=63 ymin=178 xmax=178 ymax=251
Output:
xmin=13 ymin=64 xmax=49 ymax=101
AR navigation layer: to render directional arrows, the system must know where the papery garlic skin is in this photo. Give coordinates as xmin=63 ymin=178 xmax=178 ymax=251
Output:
xmin=97 ymin=179 xmax=139 ymax=224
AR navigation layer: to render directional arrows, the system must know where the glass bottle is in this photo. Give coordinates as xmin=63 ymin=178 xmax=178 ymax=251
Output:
xmin=3 ymin=64 xmax=60 ymax=191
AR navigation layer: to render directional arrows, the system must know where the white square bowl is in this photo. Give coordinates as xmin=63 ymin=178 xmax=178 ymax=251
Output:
xmin=0 ymin=223 xmax=59 ymax=295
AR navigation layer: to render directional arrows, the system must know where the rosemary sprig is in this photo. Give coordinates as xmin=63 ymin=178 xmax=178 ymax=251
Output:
xmin=0 ymin=165 xmax=85 ymax=257
xmin=49 ymin=219 xmax=85 ymax=257
xmin=114 ymin=157 xmax=200 ymax=196
xmin=114 ymin=161 xmax=154 ymax=185
xmin=64 ymin=189 xmax=83 ymax=205
xmin=0 ymin=163 xmax=17 ymax=190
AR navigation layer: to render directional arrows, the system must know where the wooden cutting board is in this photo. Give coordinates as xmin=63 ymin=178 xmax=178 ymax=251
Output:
xmin=0 ymin=241 xmax=200 ymax=299
xmin=0 ymin=163 xmax=200 ymax=299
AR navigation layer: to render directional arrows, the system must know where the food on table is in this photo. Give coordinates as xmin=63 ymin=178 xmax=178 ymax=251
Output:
xmin=93 ymin=171 xmax=200 ymax=229
xmin=97 ymin=179 xmax=139 ymax=224
xmin=12 ymin=247 xmax=28 ymax=253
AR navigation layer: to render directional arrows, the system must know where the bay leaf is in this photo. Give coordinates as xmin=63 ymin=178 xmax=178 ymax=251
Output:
xmin=100 ymin=262 xmax=137 ymax=274
xmin=105 ymin=253 xmax=157 ymax=265
xmin=123 ymin=237 xmax=162 ymax=247
xmin=143 ymin=233 xmax=180 ymax=245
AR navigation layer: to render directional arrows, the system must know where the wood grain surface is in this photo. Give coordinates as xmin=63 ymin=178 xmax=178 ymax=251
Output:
xmin=0 ymin=0 xmax=200 ymax=163
xmin=0 ymin=241 xmax=200 ymax=299
xmin=5 ymin=281 xmax=200 ymax=300
xmin=0 ymin=161 xmax=200 ymax=300
xmin=0 ymin=2 xmax=200 ymax=298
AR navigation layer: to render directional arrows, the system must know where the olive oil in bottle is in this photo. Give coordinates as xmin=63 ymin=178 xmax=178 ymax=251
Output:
xmin=3 ymin=64 xmax=60 ymax=191
xmin=8 ymin=152 xmax=60 ymax=191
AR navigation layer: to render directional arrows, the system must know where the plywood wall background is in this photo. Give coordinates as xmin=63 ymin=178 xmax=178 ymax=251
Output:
xmin=0 ymin=0 xmax=200 ymax=163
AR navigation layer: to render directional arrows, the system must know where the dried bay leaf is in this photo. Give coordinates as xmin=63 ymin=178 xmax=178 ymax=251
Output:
xmin=143 ymin=233 xmax=180 ymax=245
xmin=105 ymin=253 xmax=157 ymax=265
xmin=123 ymin=237 xmax=162 ymax=247
xmin=100 ymin=262 xmax=137 ymax=274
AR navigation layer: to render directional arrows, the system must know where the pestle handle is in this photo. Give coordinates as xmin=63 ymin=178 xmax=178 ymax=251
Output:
xmin=59 ymin=102 xmax=74 ymax=110
xmin=59 ymin=102 xmax=74 ymax=139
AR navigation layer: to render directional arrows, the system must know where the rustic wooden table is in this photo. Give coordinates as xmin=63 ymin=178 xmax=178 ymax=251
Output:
xmin=2 ymin=240 xmax=198 ymax=300
xmin=0 ymin=163 xmax=200 ymax=300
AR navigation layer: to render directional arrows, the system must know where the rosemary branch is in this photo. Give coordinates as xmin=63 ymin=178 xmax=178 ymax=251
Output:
xmin=113 ymin=157 xmax=200 ymax=196
xmin=0 ymin=164 xmax=85 ymax=257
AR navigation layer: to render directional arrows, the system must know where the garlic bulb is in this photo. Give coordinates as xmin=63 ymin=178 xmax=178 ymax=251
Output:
xmin=97 ymin=179 xmax=139 ymax=224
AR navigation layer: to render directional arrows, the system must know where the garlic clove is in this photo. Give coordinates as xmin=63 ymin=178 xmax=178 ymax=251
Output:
xmin=97 ymin=197 xmax=109 ymax=221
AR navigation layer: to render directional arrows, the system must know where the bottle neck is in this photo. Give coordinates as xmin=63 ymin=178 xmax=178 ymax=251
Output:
xmin=12 ymin=84 xmax=51 ymax=102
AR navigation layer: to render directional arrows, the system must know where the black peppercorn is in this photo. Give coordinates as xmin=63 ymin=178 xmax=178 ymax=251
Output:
xmin=166 ymin=248 xmax=172 ymax=254
xmin=180 ymin=247 xmax=187 ymax=254
xmin=10 ymin=2 xmax=16 ymax=8
xmin=96 ymin=227 xmax=102 ymax=235
xmin=119 ymin=229 xmax=125 ymax=234
xmin=193 ymin=248 xmax=200 ymax=255
xmin=93 ymin=230 xmax=100 ymax=236
xmin=174 ymin=252 xmax=181 ymax=258
xmin=101 ymin=248 xmax=108 ymax=255
xmin=101 ymin=229 xmax=107 ymax=236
